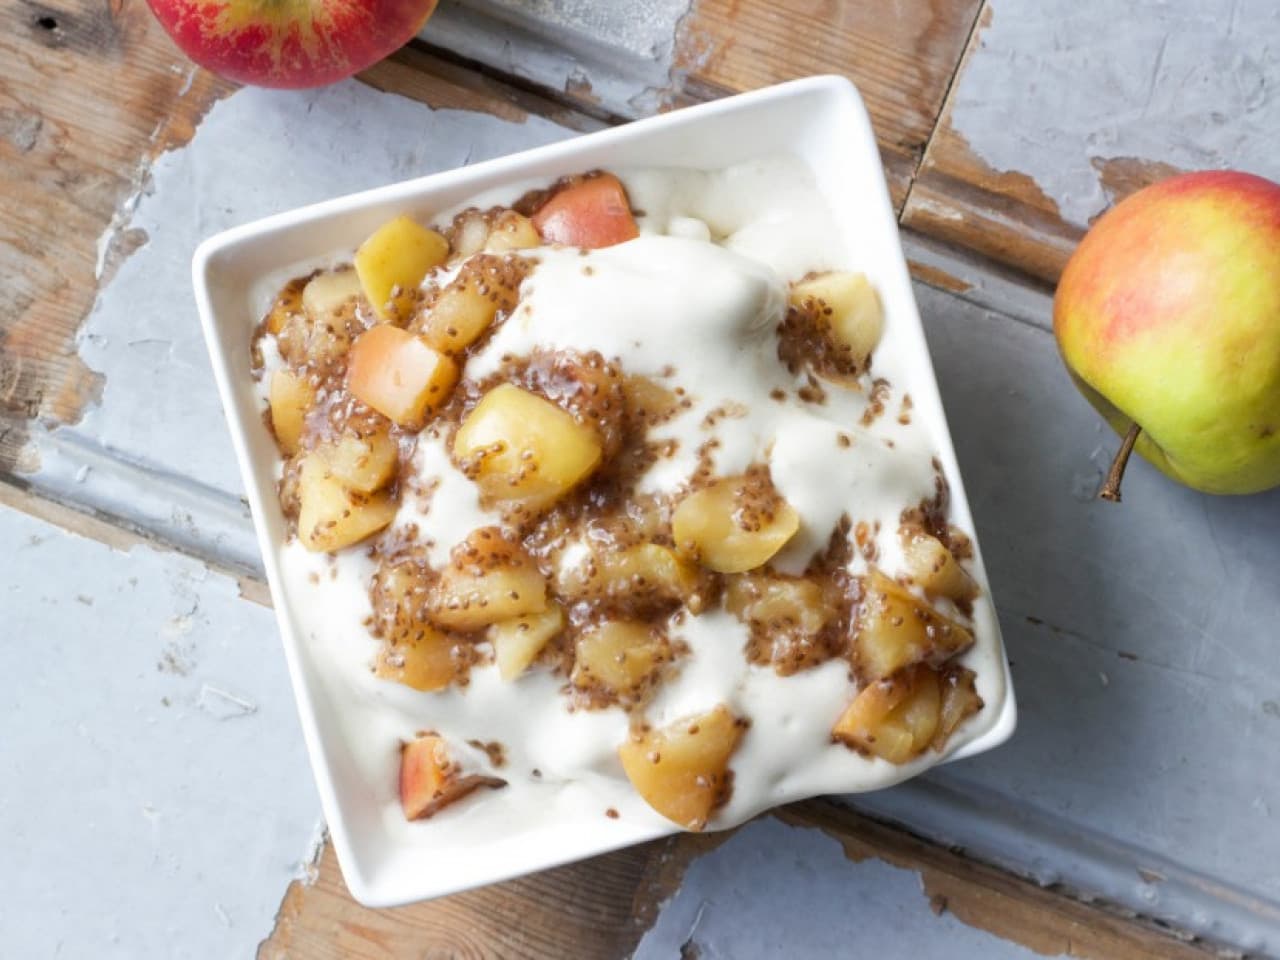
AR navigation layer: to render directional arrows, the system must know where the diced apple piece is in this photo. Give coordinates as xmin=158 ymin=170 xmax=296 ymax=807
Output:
xmin=315 ymin=428 xmax=398 ymax=492
xmin=374 ymin=625 xmax=458 ymax=692
xmin=268 ymin=369 xmax=314 ymax=456
xmin=428 ymin=527 xmax=547 ymax=630
xmin=346 ymin=325 xmax=458 ymax=428
xmin=400 ymin=734 xmax=503 ymax=821
xmin=556 ymin=543 xmax=707 ymax=613
xmin=672 ymin=473 xmax=799 ymax=574
xmin=790 ymin=272 xmax=883 ymax=368
xmin=725 ymin=573 xmax=841 ymax=674
xmin=832 ymin=664 xmax=943 ymax=764
xmin=618 ymin=705 xmax=744 ymax=831
xmin=275 ymin=307 xmax=353 ymax=368
xmin=533 ymin=174 xmax=639 ymax=249
xmin=853 ymin=569 xmax=974 ymax=682
xmin=572 ymin=621 xmax=669 ymax=700
xmin=484 ymin=210 xmax=541 ymax=252
xmin=302 ymin=268 xmax=363 ymax=318
xmin=724 ymin=574 xmax=831 ymax=636
xmin=934 ymin=666 xmax=983 ymax=750
xmin=296 ymin=455 xmax=397 ymax=552
xmin=419 ymin=282 xmax=500 ymax=358
xmin=902 ymin=527 xmax=978 ymax=603
xmin=264 ymin=277 xmax=305 ymax=335
xmin=453 ymin=384 xmax=603 ymax=511
xmin=447 ymin=208 xmax=490 ymax=262
xmin=489 ymin=605 xmax=565 ymax=681
xmin=355 ymin=215 xmax=449 ymax=320
xmin=623 ymin=375 xmax=680 ymax=425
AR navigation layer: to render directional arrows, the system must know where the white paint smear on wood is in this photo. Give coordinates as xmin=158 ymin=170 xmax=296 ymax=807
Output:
xmin=949 ymin=0 xmax=1280 ymax=224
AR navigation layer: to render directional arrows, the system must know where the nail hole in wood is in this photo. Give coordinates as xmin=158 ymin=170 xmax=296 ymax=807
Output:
xmin=37 ymin=16 xmax=58 ymax=29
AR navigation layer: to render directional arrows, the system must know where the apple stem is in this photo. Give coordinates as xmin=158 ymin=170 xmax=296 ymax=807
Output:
xmin=1098 ymin=422 xmax=1141 ymax=503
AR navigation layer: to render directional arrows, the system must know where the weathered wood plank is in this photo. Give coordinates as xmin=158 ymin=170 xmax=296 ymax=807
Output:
xmin=261 ymin=803 xmax=1216 ymax=960
xmin=257 ymin=836 xmax=701 ymax=960
xmin=0 ymin=0 xmax=233 ymax=471
xmin=671 ymin=0 xmax=985 ymax=209
xmin=902 ymin=0 xmax=1280 ymax=283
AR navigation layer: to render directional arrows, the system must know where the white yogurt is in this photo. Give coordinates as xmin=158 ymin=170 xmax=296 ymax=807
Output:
xmin=269 ymin=157 xmax=1006 ymax=845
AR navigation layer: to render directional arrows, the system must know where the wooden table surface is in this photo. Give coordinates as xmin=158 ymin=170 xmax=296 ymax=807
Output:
xmin=4 ymin=1 xmax=1279 ymax=957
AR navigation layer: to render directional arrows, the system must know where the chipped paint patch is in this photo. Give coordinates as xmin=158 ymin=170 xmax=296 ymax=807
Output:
xmin=32 ymin=79 xmax=573 ymax=572
xmin=633 ymin=817 xmax=1062 ymax=959
xmin=1091 ymin=155 xmax=1185 ymax=212
xmin=420 ymin=0 xmax=694 ymax=118
xmin=908 ymin=259 xmax=974 ymax=294
xmin=946 ymin=0 xmax=1280 ymax=227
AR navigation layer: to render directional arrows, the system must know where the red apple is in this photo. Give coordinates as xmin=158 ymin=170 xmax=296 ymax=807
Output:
xmin=146 ymin=0 xmax=438 ymax=88
xmin=1053 ymin=171 xmax=1280 ymax=498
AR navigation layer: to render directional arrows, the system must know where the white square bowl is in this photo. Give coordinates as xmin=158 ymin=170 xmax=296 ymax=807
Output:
xmin=193 ymin=75 xmax=1016 ymax=907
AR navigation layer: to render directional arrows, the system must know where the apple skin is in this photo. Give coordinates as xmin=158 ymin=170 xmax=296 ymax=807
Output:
xmin=1054 ymin=171 xmax=1280 ymax=495
xmin=146 ymin=0 xmax=438 ymax=89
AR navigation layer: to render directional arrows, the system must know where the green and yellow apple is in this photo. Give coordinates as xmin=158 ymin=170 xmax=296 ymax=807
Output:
xmin=147 ymin=0 xmax=438 ymax=88
xmin=1054 ymin=170 xmax=1280 ymax=498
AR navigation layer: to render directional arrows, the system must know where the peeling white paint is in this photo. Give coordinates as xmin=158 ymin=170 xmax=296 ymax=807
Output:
xmin=634 ymin=818 xmax=1063 ymax=959
xmin=0 ymin=508 xmax=317 ymax=959
xmin=949 ymin=0 xmax=1280 ymax=224
xmin=35 ymin=80 xmax=574 ymax=570
xmin=422 ymin=0 xmax=693 ymax=117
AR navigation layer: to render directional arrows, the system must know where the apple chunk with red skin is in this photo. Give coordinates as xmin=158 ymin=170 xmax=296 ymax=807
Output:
xmin=146 ymin=0 xmax=439 ymax=89
xmin=533 ymin=174 xmax=639 ymax=249
xmin=1054 ymin=171 xmax=1280 ymax=496
xmin=399 ymin=734 xmax=503 ymax=821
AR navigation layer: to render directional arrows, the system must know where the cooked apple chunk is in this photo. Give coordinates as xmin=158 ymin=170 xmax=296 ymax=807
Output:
xmin=296 ymin=455 xmax=397 ymax=552
xmin=302 ymin=268 xmax=363 ymax=319
xmin=374 ymin=626 xmax=458 ymax=693
xmin=347 ymin=325 xmax=458 ymax=428
xmin=901 ymin=526 xmax=978 ymax=603
xmin=268 ymin=369 xmax=314 ymax=456
xmin=428 ymin=527 xmax=547 ymax=631
xmin=832 ymin=664 xmax=941 ymax=764
xmin=489 ymin=605 xmax=565 ymax=681
xmin=853 ymin=569 xmax=974 ymax=682
xmin=618 ymin=705 xmax=744 ymax=830
xmin=453 ymin=384 xmax=603 ymax=511
xmin=790 ymin=271 xmax=883 ymax=368
xmin=935 ymin=666 xmax=983 ymax=749
xmin=355 ymin=215 xmax=449 ymax=320
xmin=315 ymin=428 xmax=398 ymax=493
xmin=275 ymin=303 xmax=355 ymax=368
xmin=572 ymin=621 xmax=670 ymax=702
xmin=400 ymin=734 xmax=504 ymax=821
xmin=416 ymin=255 xmax=523 ymax=355
xmin=672 ymin=471 xmax=799 ymax=573
xmin=725 ymin=572 xmax=840 ymax=673
xmin=484 ymin=210 xmax=541 ymax=252
xmin=556 ymin=543 xmax=707 ymax=613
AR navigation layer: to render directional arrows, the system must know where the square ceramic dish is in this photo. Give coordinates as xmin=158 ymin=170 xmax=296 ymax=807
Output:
xmin=193 ymin=75 xmax=1016 ymax=907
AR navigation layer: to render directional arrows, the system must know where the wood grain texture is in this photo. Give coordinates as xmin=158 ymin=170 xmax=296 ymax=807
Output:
xmin=671 ymin=0 xmax=985 ymax=210
xmin=360 ymin=42 xmax=604 ymax=133
xmin=901 ymin=0 xmax=1280 ymax=285
xmin=0 ymin=0 xmax=233 ymax=472
xmin=261 ymin=803 xmax=1218 ymax=960
xmin=781 ymin=802 xmax=1219 ymax=960
xmin=257 ymin=834 xmax=720 ymax=960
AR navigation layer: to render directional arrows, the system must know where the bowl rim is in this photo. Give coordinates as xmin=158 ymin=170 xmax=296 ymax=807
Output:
xmin=192 ymin=73 xmax=1016 ymax=907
